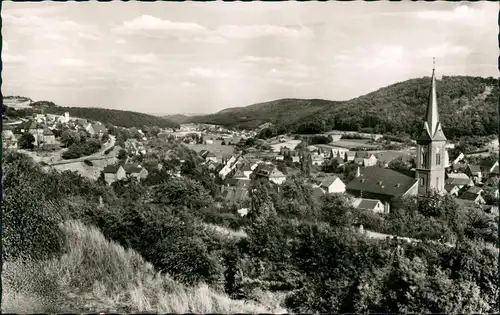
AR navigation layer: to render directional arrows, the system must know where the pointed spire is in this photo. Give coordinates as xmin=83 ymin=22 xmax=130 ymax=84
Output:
xmin=425 ymin=57 xmax=440 ymax=137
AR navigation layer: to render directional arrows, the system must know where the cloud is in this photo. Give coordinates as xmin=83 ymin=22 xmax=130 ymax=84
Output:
xmin=187 ymin=67 xmax=239 ymax=79
xmin=115 ymin=39 xmax=127 ymax=45
xmin=417 ymin=43 xmax=472 ymax=59
xmin=121 ymin=53 xmax=158 ymax=64
xmin=78 ymin=32 xmax=103 ymax=41
xmin=3 ymin=54 xmax=26 ymax=64
xmin=241 ymin=55 xmax=295 ymax=65
xmin=181 ymin=81 xmax=198 ymax=88
xmin=114 ymin=15 xmax=314 ymax=43
xmin=415 ymin=4 xmax=492 ymax=27
xmin=217 ymin=24 xmax=314 ymax=39
xmin=58 ymin=58 xmax=87 ymax=67
xmin=114 ymin=15 xmax=207 ymax=35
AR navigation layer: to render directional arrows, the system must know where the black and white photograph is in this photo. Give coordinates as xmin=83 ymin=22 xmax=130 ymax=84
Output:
xmin=2 ymin=1 xmax=499 ymax=313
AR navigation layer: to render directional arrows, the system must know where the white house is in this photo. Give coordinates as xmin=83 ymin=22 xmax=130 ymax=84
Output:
xmin=319 ymin=176 xmax=346 ymax=194
xmin=329 ymin=146 xmax=349 ymax=158
xmin=352 ymin=198 xmax=385 ymax=214
xmin=205 ymin=139 xmax=214 ymax=145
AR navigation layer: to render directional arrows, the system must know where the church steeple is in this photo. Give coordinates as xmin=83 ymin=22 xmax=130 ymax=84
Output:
xmin=415 ymin=58 xmax=447 ymax=195
xmin=421 ymin=58 xmax=446 ymax=141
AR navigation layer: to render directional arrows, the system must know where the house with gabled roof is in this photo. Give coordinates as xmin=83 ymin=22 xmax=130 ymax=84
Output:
xmin=122 ymin=163 xmax=149 ymax=181
xmin=319 ymin=176 xmax=346 ymax=194
xmin=103 ymin=164 xmax=127 ymax=185
xmin=346 ymin=166 xmax=419 ymax=213
xmin=253 ymin=164 xmax=287 ymax=185
xmin=465 ymin=164 xmax=482 ymax=184
xmin=444 ymin=184 xmax=460 ymax=196
xmin=344 ymin=151 xmax=356 ymax=162
xmin=445 ymin=173 xmax=473 ymax=189
xmin=458 ymin=191 xmax=486 ymax=205
xmin=205 ymin=152 xmax=218 ymax=163
xmin=352 ymin=198 xmax=385 ymax=213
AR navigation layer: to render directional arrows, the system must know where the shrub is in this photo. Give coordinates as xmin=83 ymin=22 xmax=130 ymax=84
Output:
xmin=2 ymin=220 xmax=283 ymax=313
xmin=104 ymin=146 xmax=114 ymax=155
xmin=83 ymin=159 xmax=93 ymax=166
xmin=62 ymin=139 xmax=101 ymax=159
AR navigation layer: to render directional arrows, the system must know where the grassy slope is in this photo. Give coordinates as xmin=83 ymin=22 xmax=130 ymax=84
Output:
xmin=2 ymin=220 xmax=286 ymax=314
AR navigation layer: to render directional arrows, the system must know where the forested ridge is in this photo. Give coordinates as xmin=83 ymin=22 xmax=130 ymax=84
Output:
xmin=3 ymin=98 xmax=179 ymax=129
xmin=190 ymin=76 xmax=498 ymax=139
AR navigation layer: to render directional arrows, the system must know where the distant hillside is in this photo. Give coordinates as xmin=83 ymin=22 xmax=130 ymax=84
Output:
xmin=162 ymin=114 xmax=193 ymax=124
xmin=26 ymin=101 xmax=180 ymax=129
xmin=190 ymin=76 xmax=498 ymax=140
xmin=189 ymin=98 xmax=340 ymax=130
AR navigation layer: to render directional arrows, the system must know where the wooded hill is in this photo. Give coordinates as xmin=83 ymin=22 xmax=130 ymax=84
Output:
xmin=188 ymin=76 xmax=498 ymax=140
xmin=13 ymin=99 xmax=181 ymax=129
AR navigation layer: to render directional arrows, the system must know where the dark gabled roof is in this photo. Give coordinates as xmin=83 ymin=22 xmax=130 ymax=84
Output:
xmin=356 ymin=152 xmax=374 ymax=159
xmin=103 ymin=164 xmax=122 ymax=174
xmin=122 ymin=163 xmax=143 ymax=174
xmin=458 ymin=192 xmax=481 ymax=201
xmin=43 ymin=126 xmax=54 ymax=136
xmin=467 ymin=164 xmax=481 ymax=173
xmin=233 ymin=169 xmax=247 ymax=178
xmin=240 ymin=163 xmax=252 ymax=172
xmin=200 ymin=149 xmax=209 ymax=157
xmin=226 ymin=178 xmax=250 ymax=187
xmin=356 ymin=198 xmax=382 ymax=210
xmin=444 ymin=184 xmax=458 ymax=193
xmin=320 ymin=176 xmax=341 ymax=188
xmin=375 ymin=152 xmax=411 ymax=165
xmin=206 ymin=152 xmax=217 ymax=157
xmin=445 ymin=177 xmax=471 ymax=186
xmin=91 ymin=123 xmax=106 ymax=134
xmin=346 ymin=167 xmax=418 ymax=198
xmin=345 ymin=151 xmax=356 ymax=156
xmin=466 ymin=186 xmax=483 ymax=195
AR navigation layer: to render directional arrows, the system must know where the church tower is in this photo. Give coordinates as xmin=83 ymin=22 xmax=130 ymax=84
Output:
xmin=415 ymin=59 xmax=447 ymax=195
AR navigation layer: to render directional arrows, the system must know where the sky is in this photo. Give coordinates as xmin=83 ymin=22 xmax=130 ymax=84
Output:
xmin=2 ymin=1 xmax=498 ymax=115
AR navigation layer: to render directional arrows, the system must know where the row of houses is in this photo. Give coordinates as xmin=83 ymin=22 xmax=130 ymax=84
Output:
xmin=102 ymin=163 xmax=149 ymax=185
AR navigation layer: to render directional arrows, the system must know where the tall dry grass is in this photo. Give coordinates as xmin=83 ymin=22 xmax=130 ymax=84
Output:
xmin=2 ymin=220 xmax=286 ymax=313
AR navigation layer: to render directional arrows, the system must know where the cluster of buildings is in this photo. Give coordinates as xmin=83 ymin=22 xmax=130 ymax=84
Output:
xmin=199 ymin=65 xmax=499 ymax=216
xmin=102 ymin=163 xmax=149 ymax=185
xmin=2 ymin=111 xmax=109 ymax=150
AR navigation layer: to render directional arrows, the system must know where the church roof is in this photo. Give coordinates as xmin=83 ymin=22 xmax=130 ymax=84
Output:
xmin=346 ymin=167 xmax=418 ymax=198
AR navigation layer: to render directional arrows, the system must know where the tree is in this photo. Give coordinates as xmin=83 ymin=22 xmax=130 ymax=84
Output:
xmin=117 ymin=149 xmax=127 ymax=160
xmin=60 ymin=130 xmax=80 ymax=147
xmin=18 ymin=132 xmax=35 ymax=150
xmin=322 ymin=158 xmax=340 ymax=173
xmin=388 ymin=157 xmax=413 ymax=172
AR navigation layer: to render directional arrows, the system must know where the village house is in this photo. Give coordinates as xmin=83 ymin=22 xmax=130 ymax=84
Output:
xmin=354 ymin=152 xmax=378 ymax=167
xmin=453 ymin=152 xmax=465 ymax=165
xmin=458 ymin=191 xmax=486 ymax=205
xmin=103 ymin=164 xmax=127 ymax=185
xmin=445 ymin=173 xmax=474 ymax=189
xmin=345 ymin=151 xmax=356 ymax=162
xmin=232 ymin=169 xmax=250 ymax=181
xmin=329 ymin=146 xmax=349 ymax=158
xmin=451 ymin=162 xmax=467 ymax=173
xmin=122 ymin=163 xmax=149 ymax=181
xmin=311 ymin=153 xmax=325 ymax=166
xmin=465 ymin=164 xmax=482 ymax=184
xmin=205 ymin=152 xmax=218 ymax=163
xmin=346 ymin=166 xmax=419 ymax=213
xmin=444 ymin=184 xmax=460 ymax=197
xmin=481 ymin=160 xmax=499 ymax=179
xmin=19 ymin=121 xmax=56 ymax=147
xmin=253 ymin=164 xmax=287 ymax=185
xmin=204 ymin=139 xmax=214 ymax=145
xmin=319 ymin=176 xmax=346 ymax=194
xmin=86 ymin=122 xmax=107 ymax=139
xmin=352 ymin=198 xmax=386 ymax=214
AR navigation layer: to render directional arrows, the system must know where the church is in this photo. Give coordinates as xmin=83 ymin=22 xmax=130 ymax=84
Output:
xmin=346 ymin=61 xmax=447 ymax=212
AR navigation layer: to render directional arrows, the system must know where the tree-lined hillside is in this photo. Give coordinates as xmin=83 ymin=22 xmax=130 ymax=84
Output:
xmin=31 ymin=103 xmax=180 ymax=129
xmin=190 ymin=76 xmax=498 ymax=140
xmin=189 ymin=98 xmax=340 ymax=130
xmin=162 ymin=114 xmax=193 ymax=124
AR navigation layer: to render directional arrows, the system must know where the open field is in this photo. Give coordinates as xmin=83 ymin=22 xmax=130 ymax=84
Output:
xmin=43 ymin=156 xmax=118 ymax=180
xmin=269 ymin=140 xmax=301 ymax=152
xmin=186 ymin=140 xmax=236 ymax=159
xmin=330 ymin=139 xmax=378 ymax=149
